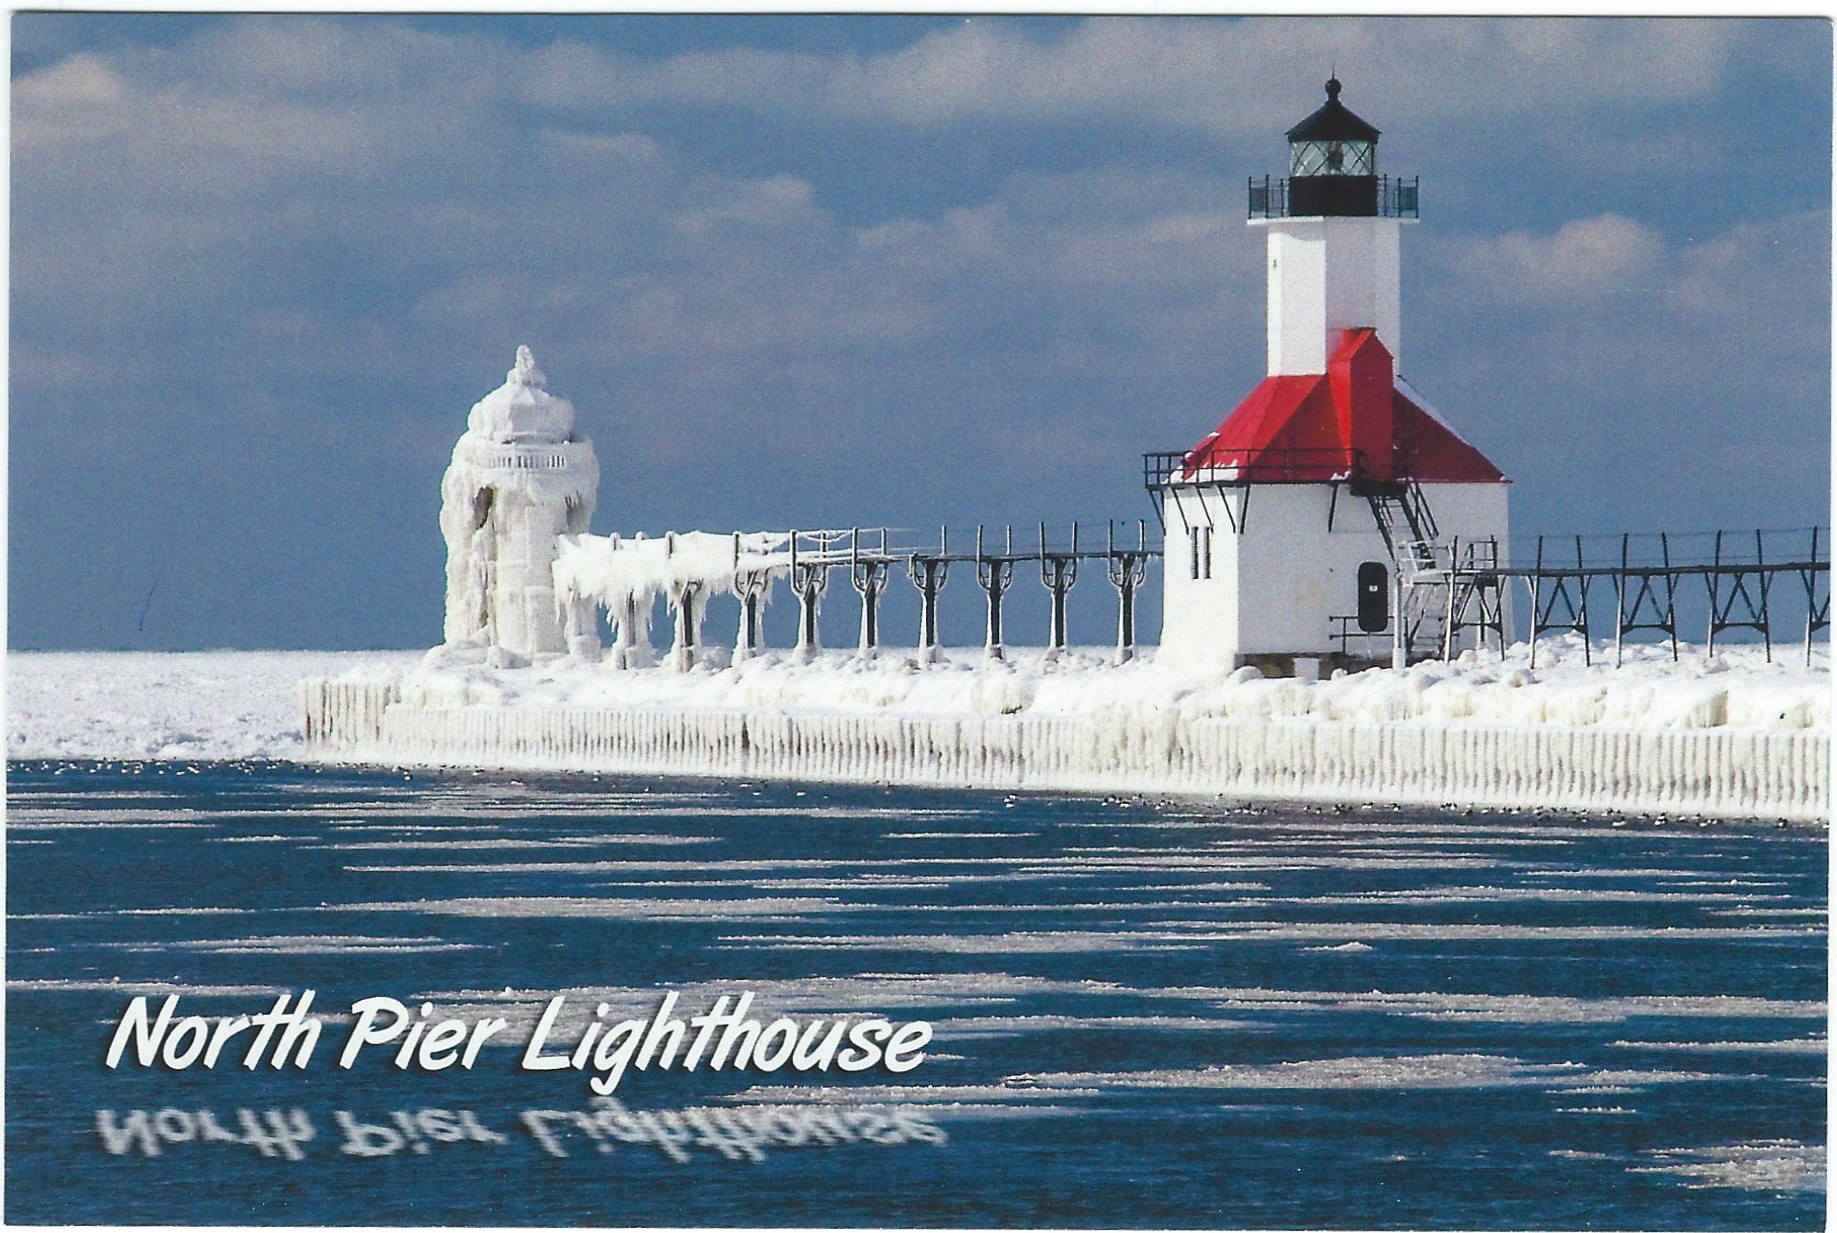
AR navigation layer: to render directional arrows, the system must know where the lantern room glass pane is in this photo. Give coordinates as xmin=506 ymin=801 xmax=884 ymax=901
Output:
xmin=1290 ymin=139 xmax=1375 ymax=177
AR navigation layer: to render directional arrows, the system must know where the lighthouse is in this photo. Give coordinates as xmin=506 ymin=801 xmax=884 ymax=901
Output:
xmin=1150 ymin=78 xmax=1510 ymax=675
xmin=439 ymin=346 xmax=602 ymax=665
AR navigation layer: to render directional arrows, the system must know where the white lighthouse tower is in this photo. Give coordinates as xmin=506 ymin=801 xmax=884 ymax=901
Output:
xmin=1152 ymin=78 xmax=1510 ymax=675
xmin=439 ymin=346 xmax=601 ymax=665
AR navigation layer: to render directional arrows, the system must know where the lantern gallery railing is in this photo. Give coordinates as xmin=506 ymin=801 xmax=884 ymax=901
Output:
xmin=1403 ymin=526 xmax=1830 ymax=668
xmin=450 ymin=437 xmax=598 ymax=473
xmin=1246 ymin=174 xmax=1419 ymax=220
xmin=596 ymin=521 xmax=1161 ymax=670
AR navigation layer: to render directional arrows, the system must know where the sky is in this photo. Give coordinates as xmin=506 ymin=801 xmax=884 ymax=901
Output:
xmin=9 ymin=14 xmax=1831 ymax=651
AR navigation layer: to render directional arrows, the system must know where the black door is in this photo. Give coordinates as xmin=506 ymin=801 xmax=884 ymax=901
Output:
xmin=1357 ymin=561 xmax=1389 ymax=633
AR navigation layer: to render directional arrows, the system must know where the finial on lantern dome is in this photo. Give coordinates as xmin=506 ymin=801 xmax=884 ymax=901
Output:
xmin=1326 ymin=75 xmax=1342 ymax=101
xmin=509 ymin=345 xmax=546 ymax=388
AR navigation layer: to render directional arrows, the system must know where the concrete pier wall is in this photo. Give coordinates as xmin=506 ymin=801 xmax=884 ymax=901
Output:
xmin=300 ymin=678 xmax=1828 ymax=822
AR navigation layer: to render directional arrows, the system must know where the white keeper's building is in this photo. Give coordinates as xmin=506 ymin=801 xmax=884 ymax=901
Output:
xmin=1150 ymin=78 xmax=1510 ymax=676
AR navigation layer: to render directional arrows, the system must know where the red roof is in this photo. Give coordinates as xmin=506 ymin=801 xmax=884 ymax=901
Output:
xmin=1183 ymin=330 xmax=1506 ymax=484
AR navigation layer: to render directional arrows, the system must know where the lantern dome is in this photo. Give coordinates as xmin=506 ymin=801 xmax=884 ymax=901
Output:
xmin=1285 ymin=77 xmax=1381 ymax=146
xmin=466 ymin=346 xmax=579 ymax=445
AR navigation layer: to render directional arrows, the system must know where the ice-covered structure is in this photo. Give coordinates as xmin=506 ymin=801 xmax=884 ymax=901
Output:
xmin=439 ymin=347 xmax=800 ymax=671
xmin=440 ymin=346 xmax=600 ymax=666
xmin=554 ymin=530 xmax=791 ymax=670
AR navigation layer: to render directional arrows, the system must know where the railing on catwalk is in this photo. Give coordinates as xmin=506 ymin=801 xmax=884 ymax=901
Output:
xmin=593 ymin=521 xmax=1161 ymax=671
xmin=1375 ymin=526 xmax=1829 ymax=668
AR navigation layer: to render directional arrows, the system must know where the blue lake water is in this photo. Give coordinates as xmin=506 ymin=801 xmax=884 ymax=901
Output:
xmin=5 ymin=759 xmax=1826 ymax=1228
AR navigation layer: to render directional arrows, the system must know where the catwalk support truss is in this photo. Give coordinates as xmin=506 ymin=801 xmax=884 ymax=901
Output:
xmin=636 ymin=521 xmax=1159 ymax=669
xmin=1415 ymin=527 xmax=1829 ymax=667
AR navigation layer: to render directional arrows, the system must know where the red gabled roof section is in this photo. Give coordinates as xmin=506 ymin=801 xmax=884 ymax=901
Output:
xmin=1182 ymin=330 xmax=1506 ymax=484
xmin=1180 ymin=371 xmax=1349 ymax=482
xmin=1392 ymin=383 xmax=1506 ymax=483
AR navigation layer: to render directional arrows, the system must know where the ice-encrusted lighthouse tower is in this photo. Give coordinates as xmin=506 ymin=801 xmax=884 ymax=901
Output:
xmin=1150 ymin=78 xmax=1510 ymax=675
xmin=440 ymin=346 xmax=601 ymax=664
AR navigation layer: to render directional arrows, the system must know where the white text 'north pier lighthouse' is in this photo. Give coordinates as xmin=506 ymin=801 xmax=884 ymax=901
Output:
xmin=1149 ymin=78 xmax=1510 ymax=676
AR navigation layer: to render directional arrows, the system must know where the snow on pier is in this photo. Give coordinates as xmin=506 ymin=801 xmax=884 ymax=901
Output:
xmin=300 ymin=638 xmax=1829 ymax=822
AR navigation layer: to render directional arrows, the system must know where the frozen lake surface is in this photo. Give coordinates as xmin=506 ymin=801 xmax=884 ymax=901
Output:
xmin=4 ymin=761 xmax=1826 ymax=1227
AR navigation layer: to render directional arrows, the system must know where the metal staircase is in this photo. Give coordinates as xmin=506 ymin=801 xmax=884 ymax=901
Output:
xmin=1365 ymin=482 xmax=1447 ymax=661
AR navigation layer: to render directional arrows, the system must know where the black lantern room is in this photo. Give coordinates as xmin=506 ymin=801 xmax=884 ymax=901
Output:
xmin=1286 ymin=77 xmax=1381 ymax=216
xmin=1246 ymin=77 xmax=1418 ymax=221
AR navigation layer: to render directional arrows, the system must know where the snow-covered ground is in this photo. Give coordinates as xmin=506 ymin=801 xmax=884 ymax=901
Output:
xmin=6 ymin=650 xmax=419 ymax=760
xmin=9 ymin=636 xmax=1826 ymax=763
xmin=399 ymin=634 xmax=1828 ymax=732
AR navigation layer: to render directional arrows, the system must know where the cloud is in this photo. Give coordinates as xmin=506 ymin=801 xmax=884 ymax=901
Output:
xmin=511 ymin=17 xmax=1774 ymax=134
xmin=1414 ymin=207 xmax=1829 ymax=534
xmin=11 ymin=17 xmax=1254 ymax=524
xmin=1434 ymin=208 xmax=1827 ymax=355
xmin=16 ymin=50 xmax=377 ymax=200
xmin=1442 ymin=214 xmax=1668 ymax=302
xmin=671 ymin=174 xmax=821 ymax=239
xmin=1670 ymin=214 xmax=1827 ymax=327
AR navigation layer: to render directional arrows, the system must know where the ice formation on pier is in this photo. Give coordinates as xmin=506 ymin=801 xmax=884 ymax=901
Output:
xmin=439 ymin=347 xmax=599 ymax=664
xmin=552 ymin=531 xmax=791 ymax=668
xmin=392 ymin=636 xmax=1829 ymax=735
xmin=296 ymin=638 xmax=1829 ymax=822
xmin=438 ymin=348 xmax=801 ymax=671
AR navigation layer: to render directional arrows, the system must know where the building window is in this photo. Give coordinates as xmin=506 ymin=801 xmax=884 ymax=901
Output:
xmin=1190 ymin=526 xmax=1213 ymax=580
